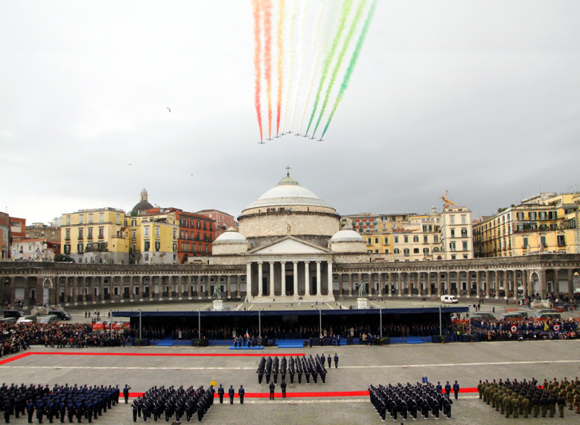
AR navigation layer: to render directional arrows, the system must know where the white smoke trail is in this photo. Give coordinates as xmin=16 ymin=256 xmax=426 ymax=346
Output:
xmin=296 ymin=0 xmax=328 ymax=135
xmin=281 ymin=0 xmax=298 ymax=134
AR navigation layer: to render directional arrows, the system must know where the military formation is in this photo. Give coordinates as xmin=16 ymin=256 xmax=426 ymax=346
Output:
xmin=0 ymin=382 xmax=120 ymax=424
xmin=131 ymin=385 xmax=218 ymax=423
xmin=369 ymin=382 xmax=453 ymax=421
xmin=479 ymin=376 xmax=580 ymax=418
xmin=256 ymin=354 xmax=338 ymax=386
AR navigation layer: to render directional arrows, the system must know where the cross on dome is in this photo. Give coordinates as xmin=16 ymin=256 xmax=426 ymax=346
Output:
xmin=285 ymin=165 xmax=291 ymax=176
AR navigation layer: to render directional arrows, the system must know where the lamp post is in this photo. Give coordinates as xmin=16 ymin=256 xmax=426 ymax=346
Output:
xmin=439 ymin=305 xmax=442 ymax=337
xmin=138 ymin=309 xmax=142 ymax=340
xmin=109 ymin=309 xmax=113 ymax=338
xmin=198 ymin=310 xmax=201 ymax=340
xmin=319 ymin=308 xmax=322 ymax=338
xmin=379 ymin=307 xmax=382 ymax=339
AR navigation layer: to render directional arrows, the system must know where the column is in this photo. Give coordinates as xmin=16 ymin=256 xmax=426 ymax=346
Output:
xmin=72 ymin=277 xmax=78 ymax=303
xmin=539 ymin=269 xmax=547 ymax=299
xmin=258 ymin=262 xmax=263 ymax=297
xmin=504 ymin=270 xmax=510 ymax=299
xmin=281 ymin=262 xmax=286 ymax=296
xmin=521 ymin=270 xmax=528 ymax=299
xmin=304 ymin=262 xmax=310 ymax=296
xmin=316 ymin=261 xmax=321 ymax=296
xmin=237 ymin=275 xmax=241 ymax=298
xmin=465 ymin=271 xmax=471 ymax=298
xmin=207 ymin=275 xmax=211 ymax=298
xmin=379 ymin=273 xmax=384 ymax=297
xmin=485 ymin=271 xmax=490 ymax=298
xmin=64 ymin=277 xmax=70 ymax=304
xmin=227 ymin=275 xmax=231 ymax=298
xmin=476 ymin=272 xmax=481 ymax=299
xmin=494 ymin=272 xmax=500 ymax=299
xmin=327 ymin=261 xmax=333 ymax=298
xmin=293 ymin=262 xmax=298 ymax=296
xmin=187 ymin=276 xmax=192 ymax=298
xmin=387 ymin=273 xmax=392 ymax=297
xmin=397 ymin=273 xmax=402 ymax=297
xmin=269 ymin=261 xmax=275 ymax=297
xmin=567 ymin=269 xmax=574 ymax=295
xmin=129 ymin=277 xmax=134 ymax=301
xmin=447 ymin=272 xmax=451 ymax=296
xmin=246 ymin=263 xmax=252 ymax=298
xmin=427 ymin=273 xmax=432 ymax=296
xmin=437 ymin=272 xmax=442 ymax=297
xmin=348 ymin=273 xmax=353 ymax=296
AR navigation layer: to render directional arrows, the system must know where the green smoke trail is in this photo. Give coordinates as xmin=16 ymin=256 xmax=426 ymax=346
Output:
xmin=312 ymin=0 xmax=367 ymax=137
xmin=321 ymin=0 xmax=377 ymax=139
xmin=305 ymin=0 xmax=353 ymax=136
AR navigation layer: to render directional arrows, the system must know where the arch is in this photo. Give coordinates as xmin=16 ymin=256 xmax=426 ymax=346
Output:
xmin=529 ymin=271 xmax=540 ymax=296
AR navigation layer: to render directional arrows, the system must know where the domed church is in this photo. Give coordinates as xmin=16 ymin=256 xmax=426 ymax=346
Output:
xmin=210 ymin=171 xmax=368 ymax=302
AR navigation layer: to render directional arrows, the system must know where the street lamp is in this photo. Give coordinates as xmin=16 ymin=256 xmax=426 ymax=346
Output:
xmin=138 ymin=309 xmax=142 ymax=341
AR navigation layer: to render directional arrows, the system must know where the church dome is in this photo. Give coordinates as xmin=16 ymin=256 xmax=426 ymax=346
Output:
xmin=244 ymin=175 xmax=334 ymax=211
xmin=330 ymin=225 xmax=366 ymax=243
xmin=213 ymin=227 xmax=248 ymax=244
xmin=131 ymin=188 xmax=154 ymax=214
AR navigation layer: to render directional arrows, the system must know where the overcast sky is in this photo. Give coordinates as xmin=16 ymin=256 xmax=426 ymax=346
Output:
xmin=1 ymin=0 xmax=579 ymax=225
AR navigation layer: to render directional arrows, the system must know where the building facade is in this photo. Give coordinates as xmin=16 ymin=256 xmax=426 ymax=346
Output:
xmin=473 ymin=192 xmax=580 ymax=257
xmin=0 ymin=212 xmax=9 ymax=260
xmin=196 ymin=209 xmax=237 ymax=238
xmin=440 ymin=206 xmax=474 ymax=260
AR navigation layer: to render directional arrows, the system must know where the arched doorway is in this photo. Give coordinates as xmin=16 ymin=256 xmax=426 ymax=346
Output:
xmin=42 ymin=278 xmax=53 ymax=306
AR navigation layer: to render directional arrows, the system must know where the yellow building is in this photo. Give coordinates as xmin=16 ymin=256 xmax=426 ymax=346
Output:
xmin=473 ymin=192 xmax=580 ymax=257
xmin=61 ymin=208 xmax=128 ymax=264
xmin=61 ymin=207 xmax=178 ymax=264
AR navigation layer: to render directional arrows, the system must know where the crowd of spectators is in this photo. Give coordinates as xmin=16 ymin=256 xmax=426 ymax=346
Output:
xmin=457 ymin=317 xmax=579 ymax=341
xmin=0 ymin=322 xmax=128 ymax=356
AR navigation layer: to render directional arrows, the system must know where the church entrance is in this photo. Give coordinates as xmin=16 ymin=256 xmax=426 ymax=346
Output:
xmin=262 ymin=278 xmax=268 ymax=296
xmin=286 ymin=276 xmax=294 ymax=296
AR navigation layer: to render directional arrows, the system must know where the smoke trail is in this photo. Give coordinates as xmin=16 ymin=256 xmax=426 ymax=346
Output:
xmin=263 ymin=0 xmax=273 ymax=139
xmin=288 ymin=0 xmax=311 ymax=132
xmin=321 ymin=0 xmax=377 ymax=139
xmin=276 ymin=0 xmax=285 ymax=135
xmin=281 ymin=0 xmax=298 ymax=133
xmin=312 ymin=0 xmax=367 ymax=137
xmin=297 ymin=0 xmax=327 ymax=134
xmin=305 ymin=0 xmax=353 ymax=136
xmin=251 ymin=0 xmax=263 ymax=141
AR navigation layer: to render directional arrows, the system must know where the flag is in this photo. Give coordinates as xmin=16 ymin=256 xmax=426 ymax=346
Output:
xmin=544 ymin=321 xmax=549 ymax=331
xmin=245 ymin=328 xmax=249 ymax=338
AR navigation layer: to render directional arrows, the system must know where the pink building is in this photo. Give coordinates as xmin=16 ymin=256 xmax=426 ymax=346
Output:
xmin=196 ymin=209 xmax=237 ymax=238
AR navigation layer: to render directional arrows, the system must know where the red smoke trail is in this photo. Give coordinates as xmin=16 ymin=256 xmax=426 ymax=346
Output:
xmin=251 ymin=0 xmax=263 ymax=141
xmin=276 ymin=0 xmax=285 ymax=135
xmin=263 ymin=0 xmax=273 ymax=139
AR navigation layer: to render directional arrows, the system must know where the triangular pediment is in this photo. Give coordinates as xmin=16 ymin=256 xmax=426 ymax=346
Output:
xmin=250 ymin=236 xmax=329 ymax=255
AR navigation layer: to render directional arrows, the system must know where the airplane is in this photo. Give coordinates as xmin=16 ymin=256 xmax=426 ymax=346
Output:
xmin=310 ymin=136 xmax=317 ymax=140
xmin=318 ymin=139 xmax=324 ymax=142
xmin=303 ymin=134 xmax=310 ymax=138
xmin=258 ymin=140 xmax=265 ymax=144
xmin=267 ymin=138 xmax=273 ymax=141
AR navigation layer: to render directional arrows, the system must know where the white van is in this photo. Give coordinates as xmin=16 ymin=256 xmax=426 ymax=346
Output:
xmin=441 ymin=295 xmax=459 ymax=304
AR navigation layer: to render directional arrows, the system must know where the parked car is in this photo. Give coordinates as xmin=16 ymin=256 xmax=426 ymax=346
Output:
xmin=3 ymin=310 xmax=24 ymax=319
xmin=441 ymin=295 xmax=459 ymax=304
xmin=470 ymin=312 xmax=495 ymax=320
xmin=499 ymin=311 xmax=528 ymax=319
xmin=48 ymin=310 xmax=71 ymax=320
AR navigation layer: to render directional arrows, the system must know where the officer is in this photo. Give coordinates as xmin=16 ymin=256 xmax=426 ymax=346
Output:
xmin=269 ymin=382 xmax=275 ymax=400
xmin=452 ymin=380 xmax=460 ymax=399
xmin=239 ymin=386 xmax=245 ymax=405
xmin=296 ymin=357 xmax=303 ymax=384
xmin=557 ymin=392 xmax=566 ymax=418
xmin=123 ymin=385 xmax=131 ymax=404
xmin=218 ymin=385 xmax=225 ymax=404
xmin=281 ymin=380 xmax=287 ymax=399
xmin=327 ymin=353 xmax=332 ymax=369
xmin=131 ymin=399 xmax=139 ymax=422
xmin=288 ymin=357 xmax=295 ymax=384
xmin=444 ymin=381 xmax=451 ymax=398
xmin=334 ymin=353 xmax=339 ymax=368
xmin=320 ymin=353 xmax=326 ymax=367
xmin=229 ymin=385 xmax=235 ymax=404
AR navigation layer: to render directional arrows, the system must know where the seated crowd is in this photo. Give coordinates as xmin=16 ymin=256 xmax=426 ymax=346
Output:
xmin=460 ymin=317 xmax=579 ymax=341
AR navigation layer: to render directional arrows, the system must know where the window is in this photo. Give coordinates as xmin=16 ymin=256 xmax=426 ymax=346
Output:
xmin=539 ymin=211 xmax=546 ymax=220
xmin=404 ymin=236 xmax=408 ymax=243
xmin=99 ymin=213 xmax=104 ymax=223
xmin=394 ymin=236 xmax=399 ymax=243
xmin=173 ymin=228 xmax=177 ymax=239
xmin=462 ymin=241 xmax=468 ymax=251
xmin=424 ymin=236 xmax=428 ymax=243
xmin=131 ymin=244 xmax=136 ymax=252
xmin=461 ymin=228 xmax=467 ymax=237
xmin=523 ymin=237 xmax=528 ymax=248
xmin=449 ymin=242 xmax=456 ymax=251
xmin=203 ymin=221 xmax=207 ymax=230
xmin=557 ymin=235 xmax=566 ymax=247
xmin=367 ymin=238 xmax=371 ymax=245
xmin=197 ymin=221 xmax=201 ymax=229
xmin=78 ymin=228 xmax=83 ymax=239
xmin=155 ymin=226 xmax=160 ymax=238
xmin=375 ymin=249 xmax=379 ymax=253
xmin=404 ymin=248 xmax=410 ymax=256
xmin=88 ymin=214 xmax=93 ymax=224
xmin=132 ymin=230 xmax=136 ymax=240
xmin=434 ymin=236 xmax=438 ymax=243
xmin=144 ymin=226 xmax=150 ymax=238
xmin=384 ymin=237 xmax=388 ymax=244
xmin=461 ymin=215 xmax=466 ymax=224
xmin=66 ymin=216 xmax=70 ymax=225
xmin=87 ymin=227 xmax=93 ymax=239
xmin=529 ymin=212 xmax=537 ymax=220
xmin=374 ymin=237 xmax=378 ymax=244
xmin=116 ymin=214 xmax=121 ymax=225
xmin=385 ymin=249 xmax=389 ymax=254
xmin=144 ymin=241 xmax=150 ymax=252
xmin=64 ymin=244 xmax=71 ymax=254
xmin=394 ymin=248 xmax=400 ymax=254
xmin=205 ymin=245 xmax=209 ymax=254
xmin=79 ymin=215 xmax=84 ymax=224
xmin=413 ymin=248 xmax=419 ymax=254
xmin=451 ymin=255 xmax=456 ymax=260
xmin=98 ymin=227 xmax=104 ymax=239
xmin=77 ymin=243 xmax=83 ymax=254
xmin=155 ymin=241 xmax=160 ymax=252
xmin=413 ymin=236 xmax=419 ymax=243
xmin=450 ymin=215 xmax=455 ymax=224
xmin=423 ymin=248 xmax=429 ymax=254
xmin=451 ymin=229 xmax=455 ymax=237
xmin=540 ymin=236 xmax=546 ymax=248
xmin=517 ymin=212 xmax=524 ymax=221
xmin=209 ymin=223 xmax=212 ymax=231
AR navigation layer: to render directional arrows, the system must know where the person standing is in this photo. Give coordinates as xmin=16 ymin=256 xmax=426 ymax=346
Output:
xmin=334 ymin=353 xmax=339 ymax=368
xmin=281 ymin=380 xmax=287 ymax=399
xmin=239 ymin=385 xmax=245 ymax=405
xmin=228 ymin=385 xmax=235 ymax=404
xmin=327 ymin=354 xmax=332 ymax=369
xmin=218 ymin=384 xmax=225 ymax=404
xmin=269 ymin=382 xmax=275 ymax=400
xmin=452 ymin=381 xmax=460 ymax=399
xmin=123 ymin=384 xmax=131 ymax=404
xmin=444 ymin=381 xmax=451 ymax=398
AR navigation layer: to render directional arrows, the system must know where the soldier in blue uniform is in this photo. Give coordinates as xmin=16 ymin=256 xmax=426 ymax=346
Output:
xmin=228 ymin=385 xmax=235 ymax=404
xmin=238 ymin=385 xmax=245 ymax=405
